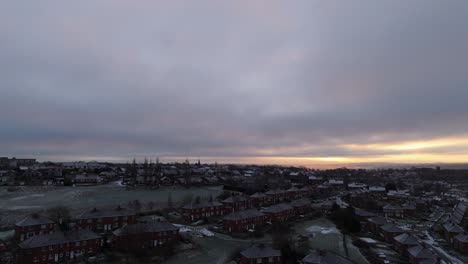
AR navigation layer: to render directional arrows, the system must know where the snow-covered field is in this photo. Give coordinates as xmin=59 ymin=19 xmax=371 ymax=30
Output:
xmin=0 ymin=184 xmax=223 ymax=226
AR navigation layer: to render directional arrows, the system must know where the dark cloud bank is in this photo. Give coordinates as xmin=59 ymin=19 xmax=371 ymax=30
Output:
xmin=1 ymin=1 xmax=468 ymax=166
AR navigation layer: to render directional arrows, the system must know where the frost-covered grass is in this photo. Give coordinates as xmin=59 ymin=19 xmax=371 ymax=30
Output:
xmin=0 ymin=184 xmax=223 ymax=226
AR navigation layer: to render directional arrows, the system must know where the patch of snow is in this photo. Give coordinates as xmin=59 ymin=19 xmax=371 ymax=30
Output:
xmin=306 ymin=225 xmax=339 ymax=234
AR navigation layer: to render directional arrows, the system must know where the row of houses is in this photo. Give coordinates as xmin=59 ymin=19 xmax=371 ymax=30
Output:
xmin=366 ymin=216 xmax=440 ymax=263
xmin=223 ymin=199 xmax=312 ymax=233
xmin=14 ymin=209 xmax=179 ymax=264
xmin=17 ymin=221 xmax=180 ymax=264
xmin=367 ymin=216 xmax=454 ymax=264
xmin=15 ymin=207 xmax=138 ymax=242
xmin=441 ymin=201 xmax=468 ymax=255
xmin=236 ymin=244 xmax=349 ymax=264
xmin=181 ymin=187 xmax=312 ymax=222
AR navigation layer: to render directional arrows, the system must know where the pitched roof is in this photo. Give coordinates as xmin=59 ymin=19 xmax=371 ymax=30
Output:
xmin=16 ymin=215 xmax=54 ymax=227
xmin=369 ymin=186 xmax=386 ymax=192
xmin=18 ymin=230 xmax=100 ymax=249
xmin=223 ymin=209 xmax=264 ymax=221
xmin=240 ymin=244 xmax=281 ymax=259
xmin=354 ymin=208 xmax=375 ymax=217
xmin=407 ymin=245 xmax=436 ymax=260
xmin=302 ymin=250 xmax=349 ymax=264
xmin=113 ymin=222 xmax=179 ymax=236
xmin=75 ymin=207 xmax=136 ymax=219
xmin=289 ymin=199 xmax=310 ymax=208
xmin=265 ymin=189 xmax=281 ymax=195
xmin=443 ymin=221 xmax=464 ymax=233
xmin=383 ymin=203 xmax=403 ymax=211
xmin=250 ymin=192 xmax=267 ymax=198
xmin=263 ymin=203 xmax=293 ymax=214
xmin=454 ymin=233 xmax=468 ymax=243
xmin=222 ymin=196 xmax=248 ymax=203
xmin=380 ymin=223 xmax=404 ymax=233
xmin=394 ymin=233 xmax=419 ymax=245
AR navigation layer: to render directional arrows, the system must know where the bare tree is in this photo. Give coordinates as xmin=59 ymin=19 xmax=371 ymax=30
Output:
xmin=146 ymin=201 xmax=155 ymax=212
xmin=47 ymin=206 xmax=71 ymax=231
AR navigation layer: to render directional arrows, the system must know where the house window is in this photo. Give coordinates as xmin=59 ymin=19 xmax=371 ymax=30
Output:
xmin=269 ymin=257 xmax=273 ymax=263
xmin=257 ymin=258 xmax=262 ymax=263
xmin=75 ymin=241 xmax=80 ymax=246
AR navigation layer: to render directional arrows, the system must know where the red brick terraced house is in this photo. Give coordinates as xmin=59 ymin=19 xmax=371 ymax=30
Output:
xmin=354 ymin=208 xmax=376 ymax=230
xmin=263 ymin=203 xmax=295 ymax=222
xmin=380 ymin=223 xmax=404 ymax=243
xmin=223 ymin=209 xmax=266 ymax=233
xmin=17 ymin=230 xmax=101 ymax=264
xmin=15 ymin=215 xmax=56 ymax=242
xmin=239 ymin=244 xmax=282 ymax=264
xmin=449 ymin=201 xmax=468 ymax=227
xmin=367 ymin=217 xmax=389 ymax=235
xmin=453 ymin=233 xmax=468 ymax=255
xmin=222 ymin=196 xmax=250 ymax=213
xmin=181 ymin=200 xmax=224 ymax=222
xmin=72 ymin=174 xmax=102 ymax=186
xmin=299 ymin=186 xmax=311 ymax=197
xmin=265 ymin=189 xmax=287 ymax=204
xmin=74 ymin=207 xmax=136 ymax=233
xmin=354 ymin=208 xmax=376 ymax=222
xmin=393 ymin=233 xmax=420 ymax=257
xmin=383 ymin=204 xmax=405 ymax=218
xmin=407 ymin=244 xmax=438 ymax=264
xmin=249 ymin=192 xmax=268 ymax=208
xmin=442 ymin=221 xmax=463 ymax=244
xmin=286 ymin=187 xmax=301 ymax=200
xmin=383 ymin=203 xmax=416 ymax=218
xmin=112 ymin=222 xmax=179 ymax=253
xmin=368 ymin=186 xmax=387 ymax=197
xmin=289 ymin=199 xmax=311 ymax=216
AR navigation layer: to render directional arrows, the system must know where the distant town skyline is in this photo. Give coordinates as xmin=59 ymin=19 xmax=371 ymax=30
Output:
xmin=1 ymin=1 xmax=468 ymax=167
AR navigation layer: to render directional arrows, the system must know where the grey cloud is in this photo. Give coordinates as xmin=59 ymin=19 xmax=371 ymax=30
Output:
xmin=1 ymin=1 xmax=468 ymax=163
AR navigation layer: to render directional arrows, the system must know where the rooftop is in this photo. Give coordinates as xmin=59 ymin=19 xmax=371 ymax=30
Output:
xmin=16 ymin=215 xmax=54 ymax=227
xmin=18 ymin=230 xmax=100 ymax=249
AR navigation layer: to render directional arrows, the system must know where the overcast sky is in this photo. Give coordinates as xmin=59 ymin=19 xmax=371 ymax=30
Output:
xmin=1 ymin=1 xmax=468 ymax=167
